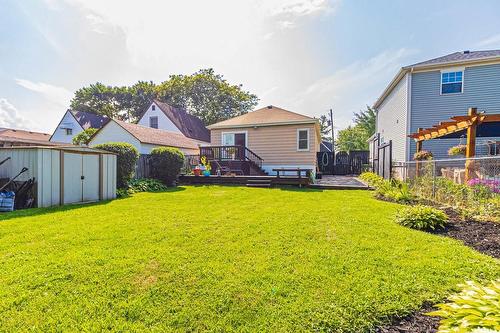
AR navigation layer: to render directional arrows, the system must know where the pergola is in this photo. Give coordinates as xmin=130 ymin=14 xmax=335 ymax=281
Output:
xmin=409 ymin=107 xmax=500 ymax=180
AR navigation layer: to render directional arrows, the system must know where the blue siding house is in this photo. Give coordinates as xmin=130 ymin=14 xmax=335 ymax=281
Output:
xmin=373 ymin=50 xmax=500 ymax=162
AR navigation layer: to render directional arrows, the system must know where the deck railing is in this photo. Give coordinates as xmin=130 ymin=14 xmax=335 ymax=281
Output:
xmin=199 ymin=145 xmax=263 ymax=168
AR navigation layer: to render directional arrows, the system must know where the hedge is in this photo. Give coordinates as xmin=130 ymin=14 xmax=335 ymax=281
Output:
xmin=93 ymin=142 xmax=139 ymax=188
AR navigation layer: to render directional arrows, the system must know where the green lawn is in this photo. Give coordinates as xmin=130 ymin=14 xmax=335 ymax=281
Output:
xmin=0 ymin=186 xmax=498 ymax=332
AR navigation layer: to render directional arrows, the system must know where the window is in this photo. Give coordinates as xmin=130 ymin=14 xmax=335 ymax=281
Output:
xmin=441 ymin=71 xmax=463 ymax=94
xmin=297 ymin=129 xmax=309 ymax=151
xmin=149 ymin=116 xmax=158 ymax=129
xmin=65 ymin=128 xmax=73 ymax=135
xmin=152 ymin=105 xmax=156 ymax=111
xmin=222 ymin=133 xmax=235 ymax=146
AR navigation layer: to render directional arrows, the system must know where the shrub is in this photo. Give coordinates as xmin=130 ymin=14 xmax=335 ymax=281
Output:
xmin=448 ymin=144 xmax=467 ymax=156
xmin=396 ymin=205 xmax=448 ymax=230
xmin=414 ymin=150 xmax=433 ymax=161
xmin=93 ymin=142 xmax=139 ymax=189
xmin=72 ymin=128 xmax=98 ymax=145
xmin=359 ymin=172 xmax=384 ymax=188
xmin=150 ymin=147 xmax=185 ymax=186
xmin=467 ymin=178 xmax=500 ymax=194
xmin=127 ymin=178 xmax=168 ymax=193
xmin=427 ymin=279 xmax=500 ymax=333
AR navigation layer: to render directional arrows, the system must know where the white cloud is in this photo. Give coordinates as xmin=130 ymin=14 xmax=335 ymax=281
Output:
xmin=0 ymin=99 xmax=36 ymax=130
xmin=267 ymin=0 xmax=331 ymax=16
xmin=476 ymin=33 xmax=500 ymax=48
xmin=290 ymin=48 xmax=417 ymax=129
xmin=15 ymin=79 xmax=72 ymax=108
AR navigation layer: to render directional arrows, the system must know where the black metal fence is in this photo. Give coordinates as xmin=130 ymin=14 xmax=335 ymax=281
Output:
xmin=316 ymin=150 xmax=369 ymax=175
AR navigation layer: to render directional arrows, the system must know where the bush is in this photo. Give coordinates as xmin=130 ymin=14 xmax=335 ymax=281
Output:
xmin=128 ymin=178 xmax=168 ymax=193
xmin=72 ymin=128 xmax=98 ymax=145
xmin=150 ymin=147 xmax=185 ymax=186
xmin=359 ymin=172 xmax=384 ymax=187
xmin=377 ymin=179 xmax=414 ymax=204
xmin=93 ymin=142 xmax=139 ymax=189
xmin=427 ymin=279 xmax=500 ymax=333
xmin=396 ymin=205 xmax=448 ymax=230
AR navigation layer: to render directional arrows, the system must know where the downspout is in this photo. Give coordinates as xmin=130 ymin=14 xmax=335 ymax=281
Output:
xmin=405 ymin=67 xmax=414 ymax=162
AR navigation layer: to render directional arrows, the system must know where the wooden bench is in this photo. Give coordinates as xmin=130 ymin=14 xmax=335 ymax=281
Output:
xmin=272 ymin=168 xmax=312 ymax=179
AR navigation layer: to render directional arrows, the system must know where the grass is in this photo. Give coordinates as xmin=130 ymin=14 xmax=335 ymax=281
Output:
xmin=0 ymin=186 xmax=498 ymax=332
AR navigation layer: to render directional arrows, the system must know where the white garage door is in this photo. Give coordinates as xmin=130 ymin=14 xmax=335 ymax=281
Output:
xmin=63 ymin=152 xmax=100 ymax=204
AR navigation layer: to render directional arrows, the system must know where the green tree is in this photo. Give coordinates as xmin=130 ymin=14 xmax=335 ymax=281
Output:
xmin=69 ymin=69 xmax=258 ymax=125
xmin=318 ymin=115 xmax=332 ymax=142
xmin=335 ymin=125 xmax=370 ymax=151
xmin=353 ymin=106 xmax=376 ymax=136
xmin=156 ymin=69 xmax=258 ymax=125
xmin=72 ymin=128 xmax=98 ymax=145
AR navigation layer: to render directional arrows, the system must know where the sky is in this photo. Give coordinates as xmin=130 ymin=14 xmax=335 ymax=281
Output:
xmin=1 ymin=0 xmax=500 ymax=134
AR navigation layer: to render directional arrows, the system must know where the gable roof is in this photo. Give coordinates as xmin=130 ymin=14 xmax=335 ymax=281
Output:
xmin=142 ymin=100 xmax=210 ymax=142
xmin=0 ymin=128 xmax=63 ymax=145
xmin=70 ymin=110 xmax=110 ymax=130
xmin=113 ymin=120 xmax=199 ymax=150
xmin=374 ymin=49 xmax=500 ymax=109
xmin=207 ymin=105 xmax=317 ymax=129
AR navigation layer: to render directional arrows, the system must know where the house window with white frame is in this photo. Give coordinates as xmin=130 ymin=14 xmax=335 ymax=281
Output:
xmin=65 ymin=128 xmax=72 ymax=135
xmin=441 ymin=71 xmax=463 ymax=94
xmin=149 ymin=116 xmax=158 ymax=129
xmin=297 ymin=129 xmax=309 ymax=151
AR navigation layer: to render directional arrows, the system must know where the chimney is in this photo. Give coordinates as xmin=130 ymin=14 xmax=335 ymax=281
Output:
xmin=267 ymin=105 xmax=273 ymax=109
xmin=463 ymin=50 xmax=470 ymax=54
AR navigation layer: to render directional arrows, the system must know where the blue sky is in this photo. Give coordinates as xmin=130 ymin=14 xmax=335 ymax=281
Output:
xmin=1 ymin=0 xmax=500 ymax=133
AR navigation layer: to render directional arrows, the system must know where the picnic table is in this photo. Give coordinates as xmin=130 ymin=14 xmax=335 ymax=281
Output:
xmin=272 ymin=168 xmax=312 ymax=178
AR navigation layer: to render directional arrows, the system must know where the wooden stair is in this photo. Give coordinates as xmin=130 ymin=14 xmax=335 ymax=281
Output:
xmin=246 ymin=179 xmax=272 ymax=188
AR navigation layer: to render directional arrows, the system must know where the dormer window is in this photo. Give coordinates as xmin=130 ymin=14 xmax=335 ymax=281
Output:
xmin=152 ymin=105 xmax=156 ymax=111
xmin=441 ymin=70 xmax=463 ymax=94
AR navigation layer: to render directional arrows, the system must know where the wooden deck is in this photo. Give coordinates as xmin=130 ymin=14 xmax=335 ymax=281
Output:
xmin=178 ymin=175 xmax=310 ymax=187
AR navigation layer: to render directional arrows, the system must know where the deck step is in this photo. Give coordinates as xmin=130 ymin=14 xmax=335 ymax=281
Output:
xmin=246 ymin=179 xmax=272 ymax=187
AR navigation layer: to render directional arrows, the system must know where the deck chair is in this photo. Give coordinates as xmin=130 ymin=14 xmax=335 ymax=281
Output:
xmin=211 ymin=160 xmax=244 ymax=175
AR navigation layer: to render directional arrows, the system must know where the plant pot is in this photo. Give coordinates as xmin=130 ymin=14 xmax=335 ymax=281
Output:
xmin=193 ymin=169 xmax=201 ymax=176
xmin=203 ymin=170 xmax=211 ymax=177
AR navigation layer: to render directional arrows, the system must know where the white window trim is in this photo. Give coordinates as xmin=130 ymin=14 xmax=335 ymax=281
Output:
xmin=297 ymin=128 xmax=310 ymax=151
xmin=220 ymin=131 xmax=248 ymax=147
xmin=149 ymin=116 xmax=158 ymax=128
xmin=440 ymin=67 xmax=464 ymax=95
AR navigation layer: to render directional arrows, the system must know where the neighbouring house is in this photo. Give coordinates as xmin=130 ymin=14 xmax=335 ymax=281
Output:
xmin=320 ymin=140 xmax=333 ymax=152
xmin=137 ymin=100 xmax=210 ymax=144
xmin=50 ymin=110 xmax=110 ymax=144
xmin=0 ymin=127 xmax=62 ymax=147
xmin=88 ymin=119 xmax=200 ymax=155
xmin=205 ymin=105 xmax=320 ymax=176
xmin=372 ymin=50 xmax=500 ymax=162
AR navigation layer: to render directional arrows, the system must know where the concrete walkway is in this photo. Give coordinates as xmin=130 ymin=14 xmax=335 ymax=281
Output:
xmin=309 ymin=175 xmax=369 ymax=190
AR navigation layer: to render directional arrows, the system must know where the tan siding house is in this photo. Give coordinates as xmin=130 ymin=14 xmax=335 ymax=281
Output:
xmin=207 ymin=106 xmax=320 ymax=175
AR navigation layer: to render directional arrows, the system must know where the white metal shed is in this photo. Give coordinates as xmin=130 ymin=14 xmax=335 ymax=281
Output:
xmin=0 ymin=146 xmax=116 ymax=208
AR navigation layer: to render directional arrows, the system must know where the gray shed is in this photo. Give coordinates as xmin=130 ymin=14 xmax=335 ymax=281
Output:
xmin=0 ymin=146 xmax=116 ymax=208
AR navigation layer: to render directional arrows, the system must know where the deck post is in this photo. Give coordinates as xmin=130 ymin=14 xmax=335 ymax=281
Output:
xmin=415 ymin=128 xmax=423 ymax=177
xmin=465 ymin=108 xmax=478 ymax=182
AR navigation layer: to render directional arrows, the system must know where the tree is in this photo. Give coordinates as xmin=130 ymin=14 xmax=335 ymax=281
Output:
xmin=353 ymin=106 xmax=376 ymax=136
xmin=156 ymin=69 xmax=258 ymax=125
xmin=318 ymin=115 xmax=332 ymax=142
xmin=335 ymin=125 xmax=370 ymax=152
xmin=68 ymin=69 xmax=258 ymax=125
xmin=72 ymin=128 xmax=98 ymax=145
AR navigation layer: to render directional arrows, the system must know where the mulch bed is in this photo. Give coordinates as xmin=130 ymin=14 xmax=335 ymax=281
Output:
xmin=376 ymin=199 xmax=500 ymax=332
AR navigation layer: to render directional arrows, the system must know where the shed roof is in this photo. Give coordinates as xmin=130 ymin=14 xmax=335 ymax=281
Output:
xmin=0 ymin=128 xmax=63 ymax=145
xmin=207 ymin=105 xmax=317 ymax=129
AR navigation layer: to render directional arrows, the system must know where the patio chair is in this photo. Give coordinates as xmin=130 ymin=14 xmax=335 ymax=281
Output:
xmin=211 ymin=160 xmax=244 ymax=176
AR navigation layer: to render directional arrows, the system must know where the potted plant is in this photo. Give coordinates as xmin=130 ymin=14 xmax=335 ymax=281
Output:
xmin=193 ymin=165 xmax=201 ymax=176
xmin=414 ymin=150 xmax=433 ymax=161
xmin=448 ymin=144 xmax=466 ymax=156
xmin=200 ymin=156 xmax=211 ymax=176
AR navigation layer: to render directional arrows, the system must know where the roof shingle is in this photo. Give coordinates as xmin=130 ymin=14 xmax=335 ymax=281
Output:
xmin=407 ymin=50 xmax=500 ymax=68
xmin=70 ymin=111 xmax=110 ymax=130
xmin=115 ymin=120 xmax=199 ymax=150
xmin=207 ymin=105 xmax=316 ymax=129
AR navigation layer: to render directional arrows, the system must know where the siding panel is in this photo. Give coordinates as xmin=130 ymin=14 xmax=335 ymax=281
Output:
xmin=410 ymin=63 xmax=500 ymax=159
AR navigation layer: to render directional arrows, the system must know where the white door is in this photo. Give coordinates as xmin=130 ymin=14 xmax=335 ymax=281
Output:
xmin=63 ymin=153 xmax=83 ymax=204
xmin=82 ymin=154 xmax=99 ymax=202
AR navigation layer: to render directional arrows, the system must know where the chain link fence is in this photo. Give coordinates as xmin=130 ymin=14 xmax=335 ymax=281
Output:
xmin=392 ymin=156 xmax=499 ymax=221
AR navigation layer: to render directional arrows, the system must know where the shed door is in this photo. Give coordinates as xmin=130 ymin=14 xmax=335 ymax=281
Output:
xmin=82 ymin=154 xmax=99 ymax=202
xmin=63 ymin=152 xmax=83 ymax=204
